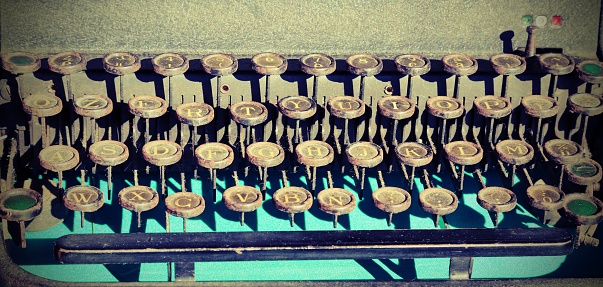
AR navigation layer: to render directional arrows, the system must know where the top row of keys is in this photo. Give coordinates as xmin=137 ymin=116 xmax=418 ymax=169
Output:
xmin=2 ymin=51 xmax=603 ymax=84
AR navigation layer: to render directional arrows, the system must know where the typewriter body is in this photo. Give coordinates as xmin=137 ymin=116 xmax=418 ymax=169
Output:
xmin=1 ymin=0 xmax=603 ymax=286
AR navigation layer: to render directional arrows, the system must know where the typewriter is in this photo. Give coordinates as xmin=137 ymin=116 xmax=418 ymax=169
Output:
xmin=1 ymin=1 xmax=603 ymax=286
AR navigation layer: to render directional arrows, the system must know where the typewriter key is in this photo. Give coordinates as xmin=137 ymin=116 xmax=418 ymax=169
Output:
xmin=395 ymin=142 xmax=433 ymax=191
xmin=22 ymin=94 xmax=63 ymax=148
xmin=273 ymin=186 xmax=313 ymax=227
xmin=128 ymin=95 xmax=168 ymax=146
xmin=377 ymin=96 xmax=415 ymax=146
xmin=246 ymin=142 xmax=285 ymax=193
xmin=223 ymin=185 xmax=263 ymax=226
xmin=73 ymin=94 xmax=113 ymax=148
xmin=442 ymin=54 xmax=478 ymax=100
xmin=568 ymin=93 xmax=603 ymax=156
xmin=544 ymin=139 xmax=582 ymax=189
xmin=63 ymin=185 xmax=104 ymax=228
xmin=39 ymin=145 xmax=79 ymax=191
xmin=372 ymin=187 xmax=411 ymax=226
xmin=538 ymin=53 xmax=575 ymax=96
xmin=295 ymin=140 xmax=335 ymax=193
xmin=201 ymin=53 xmax=238 ymax=107
xmin=526 ymin=183 xmax=565 ymax=225
xmin=300 ymin=53 xmax=336 ymax=101
xmin=176 ymin=102 xmax=214 ymax=155
xmin=347 ymin=54 xmax=383 ymax=101
xmin=560 ymin=193 xmax=603 ymax=247
xmin=576 ymin=60 xmax=603 ymax=84
xmin=444 ymin=141 xmax=484 ymax=191
xmin=118 ymin=186 xmax=159 ymax=228
xmin=317 ymin=188 xmax=356 ymax=228
xmin=152 ymin=53 xmax=189 ymax=77
xmin=346 ymin=142 xmax=383 ymax=199
xmin=142 ymin=140 xmax=183 ymax=196
xmin=230 ymin=101 xmax=268 ymax=154
xmin=419 ymin=188 xmax=458 ymax=228
xmin=48 ymin=51 xmax=87 ymax=75
xmin=496 ymin=139 xmax=534 ymax=188
xmin=278 ymin=96 xmax=317 ymax=147
xmin=328 ymin=96 xmax=365 ymax=149
xmin=103 ymin=52 xmax=141 ymax=76
xmin=1 ymin=51 xmax=41 ymax=75
xmin=474 ymin=95 xmax=513 ymax=146
xmin=165 ymin=192 xmax=205 ymax=232
xmin=565 ymin=159 xmax=602 ymax=194
xmin=395 ymin=54 xmax=431 ymax=99
xmin=252 ymin=52 xmax=287 ymax=102
xmin=195 ymin=142 xmax=235 ymax=201
xmin=522 ymin=95 xmax=559 ymax=120
xmin=477 ymin=187 xmax=517 ymax=227
xmin=426 ymin=96 xmax=464 ymax=147
xmin=89 ymin=140 xmax=129 ymax=199
xmin=0 ymin=188 xmax=42 ymax=248
xmin=490 ymin=53 xmax=527 ymax=98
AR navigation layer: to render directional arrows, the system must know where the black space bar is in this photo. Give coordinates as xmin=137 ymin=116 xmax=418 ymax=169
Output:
xmin=54 ymin=228 xmax=574 ymax=264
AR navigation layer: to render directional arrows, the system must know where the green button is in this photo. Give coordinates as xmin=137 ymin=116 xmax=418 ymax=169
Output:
xmin=4 ymin=195 xmax=36 ymax=210
xmin=9 ymin=56 xmax=35 ymax=66
xmin=567 ymin=199 xmax=598 ymax=216
xmin=583 ymin=63 xmax=603 ymax=76
xmin=521 ymin=15 xmax=533 ymax=26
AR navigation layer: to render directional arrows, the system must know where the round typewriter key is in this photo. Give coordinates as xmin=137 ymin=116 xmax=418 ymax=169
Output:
xmin=1 ymin=51 xmax=41 ymax=75
xmin=377 ymin=96 xmax=415 ymax=120
xmin=223 ymin=185 xmax=263 ymax=226
xmin=278 ymin=96 xmax=317 ymax=146
xmin=576 ymin=60 xmax=603 ymax=84
xmin=526 ymin=184 xmax=565 ymax=211
xmin=489 ymin=53 xmax=527 ymax=76
xmin=477 ymin=186 xmax=517 ymax=226
xmin=568 ymin=93 xmax=603 ymax=116
xmin=442 ymin=54 xmax=478 ymax=76
xmin=426 ymin=96 xmax=464 ymax=119
xmin=39 ymin=145 xmax=79 ymax=190
xmin=230 ymin=101 xmax=268 ymax=127
xmin=561 ymin=193 xmax=603 ymax=226
xmin=273 ymin=186 xmax=313 ymax=227
xmin=496 ymin=139 xmax=534 ymax=166
xmin=252 ymin=52 xmax=287 ymax=75
xmin=165 ymin=192 xmax=205 ymax=232
xmin=247 ymin=142 xmax=285 ymax=193
xmin=444 ymin=141 xmax=483 ymax=166
xmin=296 ymin=140 xmax=335 ymax=192
xmin=300 ymin=53 xmax=336 ymax=77
xmin=119 ymin=185 xmax=159 ymax=228
xmin=544 ymin=139 xmax=582 ymax=165
xmin=419 ymin=188 xmax=458 ymax=228
xmin=0 ymin=188 xmax=42 ymax=248
xmin=63 ymin=185 xmax=104 ymax=228
xmin=394 ymin=54 xmax=431 ymax=77
xmin=372 ymin=187 xmax=411 ymax=226
xmin=521 ymin=95 xmax=559 ymax=119
xmin=89 ymin=140 xmax=129 ymax=198
xmin=73 ymin=94 xmax=113 ymax=119
xmin=22 ymin=94 xmax=63 ymax=118
xmin=538 ymin=53 xmax=575 ymax=76
xmin=128 ymin=95 xmax=168 ymax=119
xmin=143 ymin=140 xmax=183 ymax=197
xmin=22 ymin=93 xmax=63 ymax=148
xmin=317 ymin=188 xmax=356 ymax=228
xmin=48 ymin=51 xmax=87 ymax=75
xmin=201 ymin=53 xmax=238 ymax=76
xmin=278 ymin=96 xmax=316 ymax=120
xmin=395 ymin=142 xmax=433 ymax=190
xmin=327 ymin=96 xmax=366 ymax=119
xmin=102 ymin=52 xmax=141 ymax=76
xmin=346 ymin=142 xmax=383 ymax=168
xmin=346 ymin=54 xmax=382 ymax=77
xmin=195 ymin=142 xmax=235 ymax=200
xmin=474 ymin=96 xmax=513 ymax=119
xmin=151 ymin=53 xmax=189 ymax=77
xmin=176 ymin=102 xmax=214 ymax=127
xmin=565 ymin=159 xmax=602 ymax=186
xmin=347 ymin=54 xmax=382 ymax=101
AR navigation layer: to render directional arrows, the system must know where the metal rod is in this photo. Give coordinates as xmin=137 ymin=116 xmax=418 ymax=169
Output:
xmin=510 ymin=164 xmax=516 ymax=188
xmin=501 ymin=75 xmax=509 ymax=98
xmin=360 ymin=167 xmax=365 ymax=199
xmin=558 ymin=165 xmax=565 ymax=189
xmin=295 ymin=120 xmax=301 ymax=143
xmin=108 ymin=166 xmax=113 ymax=201
xmin=454 ymin=76 xmax=461 ymax=99
xmin=522 ymin=167 xmax=534 ymax=186
xmin=392 ymin=119 xmax=399 ymax=146
xmin=388 ymin=213 xmax=393 ymax=227
xmin=145 ymin=118 xmax=150 ymax=144
xmin=409 ymin=166 xmax=416 ymax=191
xmin=333 ymin=214 xmax=339 ymax=228
xmin=281 ymin=170 xmax=288 ymax=187
xmin=181 ymin=172 xmax=186 ymax=192
xmin=377 ymin=170 xmax=385 ymax=188
xmin=475 ymin=169 xmax=487 ymax=189
xmin=19 ymin=221 xmax=26 ymax=248
xmin=359 ymin=76 xmax=366 ymax=102
xmin=289 ymin=213 xmax=295 ymax=227
xmin=406 ymin=76 xmax=413 ymax=99
xmin=240 ymin=212 xmax=245 ymax=226
xmin=312 ymin=76 xmax=319 ymax=102
xmin=327 ymin=170 xmax=333 ymax=189
xmin=81 ymin=212 xmax=85 ymax=228
xmin=311 ymin=166 xmax=317 ymax=192
xmin=41 ymin=117 xmax=48 ymax=148
xmin=344 ymin=119 xmax=350 ymax=145
xmin=216 ymin=76 xmax=222 ymax=107
xmin=422 ymin=168 xmax=433 ymax=188
xmin=161 ymin=166 xmax=166 ymax=196
xmin=459 ymin=165 xmax=466 ymax=191
xmin=262 ymin=166 xmax=268 ymax=192
xmin=265 ymin=75 xmax=270 ymax=103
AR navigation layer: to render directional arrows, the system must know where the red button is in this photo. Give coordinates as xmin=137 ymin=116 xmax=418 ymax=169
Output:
xmin=551 ymin=15 xmax=562 ymax=27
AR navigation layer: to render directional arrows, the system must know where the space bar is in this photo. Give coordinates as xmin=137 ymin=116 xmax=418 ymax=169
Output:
xmin=54 ymin=228 xmax=574 ymax=264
